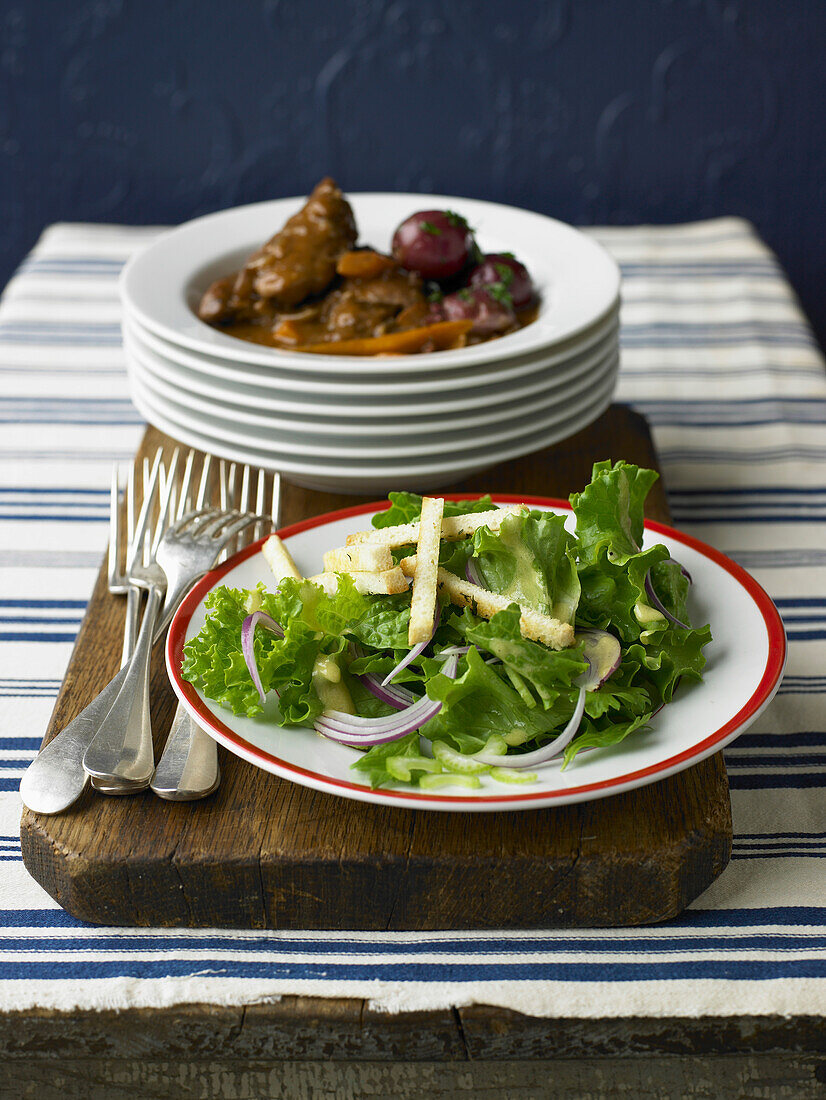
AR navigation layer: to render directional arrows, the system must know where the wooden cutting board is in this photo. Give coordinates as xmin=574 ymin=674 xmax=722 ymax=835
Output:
xmin=20 ymin=406 xmax=731 ymax=928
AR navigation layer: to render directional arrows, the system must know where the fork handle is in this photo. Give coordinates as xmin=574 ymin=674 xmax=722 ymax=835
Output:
xmin=21 ymin=584 xmax=195 ymax=814
xmin=83 ymin=585 xmax=163 ymax=784
xmin=150 ymin=703 xmax=219 ymax=801
xmin=20 ymin=663 xmax=130 ymax=815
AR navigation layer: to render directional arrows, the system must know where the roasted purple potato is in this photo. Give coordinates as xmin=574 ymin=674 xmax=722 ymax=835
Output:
xmin=470 ymin=253 xmax=534 ymax=309
xmin=392 ymin=210 xmax=474 ymax=280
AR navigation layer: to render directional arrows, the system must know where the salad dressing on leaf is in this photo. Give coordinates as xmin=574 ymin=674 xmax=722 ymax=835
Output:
xmin=312 ymin=653 xmax=354 ymax=714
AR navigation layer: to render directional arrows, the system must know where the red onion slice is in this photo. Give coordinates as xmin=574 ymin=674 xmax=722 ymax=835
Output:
xmin=316 ymin=655 xmax=458 ymax=747
xmin=465 ymin=558 xmax=483 ymax=587
xmin=359 ymin=673 xmax=417 ymax=710
xmin=381 ymin=605 xmax=441 ymax=686
xmin=241 ymin=611 xmax=284 ymax=705
xmin=577 ymin=629 xmax=621 ymax=690
xmin=472 ymin=686 xmax=586 ymax=768
xmin=347 ymin=641 xmax=416 ymax=709
xmin=643 ymin=572 xmax=689 ymax=630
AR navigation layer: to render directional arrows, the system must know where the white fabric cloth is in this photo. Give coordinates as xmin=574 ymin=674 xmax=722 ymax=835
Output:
xmin=1 ymin=217 xmax=824 ymax=1016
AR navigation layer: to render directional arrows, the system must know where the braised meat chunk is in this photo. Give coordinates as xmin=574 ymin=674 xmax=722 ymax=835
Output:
xmin=249 ymin=177 xmax=357 ymax=306
xmin=197 ymin=178 xmax=356 ymax=323
xmin=273 ymin=262 xmax=426 ymax=346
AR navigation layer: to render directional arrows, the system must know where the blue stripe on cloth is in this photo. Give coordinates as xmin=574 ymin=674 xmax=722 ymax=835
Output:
xmin=0 ymin=514 xmax=110 ymax=521
xmin=2 ymin=959 xmax=826 ymax=981
xmin=0 ymin=600 xmax=87 ymax=608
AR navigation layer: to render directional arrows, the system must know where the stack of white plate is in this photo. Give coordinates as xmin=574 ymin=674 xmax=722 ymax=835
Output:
xmin=120 ymin=194 xmax=620 ymax=493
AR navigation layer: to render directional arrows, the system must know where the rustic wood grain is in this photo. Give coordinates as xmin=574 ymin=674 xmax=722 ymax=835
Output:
xmin=20 ymin=405 xmax=732 ymax=930
xmin=2 ymin=1054 xmax=825 ymax=1100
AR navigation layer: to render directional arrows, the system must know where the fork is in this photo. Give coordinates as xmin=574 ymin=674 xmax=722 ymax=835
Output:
xmin=81 ymin=452 xmax=180 ymax=785
xmin=20 ymin=457 xmax=170 ymax=814
xmin=82 ymin=484 xmax=272 ymax=788
xmin=150 ymin=467 xmax=280 ymax=800
xmin=92 ymin=449 xmax=203 ymax=796
xmin=20 ymin=461 xmax=272 ymax=815
xmin=108 ymin=459 xmax=141 ymax=665
xmin=92 ymin=450 xmax=169 ymax=795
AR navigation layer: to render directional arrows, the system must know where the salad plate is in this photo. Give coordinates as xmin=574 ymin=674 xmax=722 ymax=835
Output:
xmin=122 ymin=192 xmax=621 ymax=372
xmin=167 ymin=496 xmax=786 ymax=812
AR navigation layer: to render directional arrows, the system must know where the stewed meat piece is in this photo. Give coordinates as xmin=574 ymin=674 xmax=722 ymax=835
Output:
xmin=272 ymin=264 xmax=426 ymax=346
xmin=197 ymin=177 xmax=357 ymax=322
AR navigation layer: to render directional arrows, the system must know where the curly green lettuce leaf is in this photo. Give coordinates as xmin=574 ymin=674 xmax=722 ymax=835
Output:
xmin=456 ymin=605 xmax=586 ymax=709
xmin=371 ymin=491 xmax=494 ymax=529
xmin=563 ymin=714 xmax=651 ymax=767
xmin=181 ymin=575 xmax=409 ymax=726
xmin=576 ymin=542 xmax=672 ymax=645
xmin=570 ymin=459 xmax=659 ymax=565
xmin=181 ymin=584 xmax=328 ymax=724
xmin=471 ymin=510 xmax=580 ymax=623
xmin=421 ymin=645 xmax=580 ymax=754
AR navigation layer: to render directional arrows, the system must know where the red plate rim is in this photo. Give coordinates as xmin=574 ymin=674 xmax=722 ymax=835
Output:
xmin=166 ymin=494 xmax=787 ymax=807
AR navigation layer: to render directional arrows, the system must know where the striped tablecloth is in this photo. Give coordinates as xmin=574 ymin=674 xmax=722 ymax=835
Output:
xmin=1 ymin=217 xmax=824 ymax=1017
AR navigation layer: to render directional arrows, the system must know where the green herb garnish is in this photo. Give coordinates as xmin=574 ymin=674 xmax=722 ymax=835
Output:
xmin=420 ymin=220 xmax=441 ymax=236
xmin=485 ymin=281 xmax=514 ymax=309
xmin=494 ymin=262 xmax=514 ymax=286
xmin=444 ymin=210 xmax=470 ymax=230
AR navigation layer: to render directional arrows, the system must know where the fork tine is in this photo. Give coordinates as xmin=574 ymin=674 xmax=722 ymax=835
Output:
xmin=127 ymin=450 xmax=163 ymax=571
xmin=196 ymin=513 xmax=239 ymax=540
xmin=177 ymin=450 xmax=196 ymax=520
xmin=196 ymin=454 xmax=212 ymax=510
xmin=239 ymin=465 xmax=251 ymax=513
xmin=219 ymin=460 xmax=228 ymax=510
xmin=227 ymin=463 xmax=238 ymax=508
xmin=255 ymin=470 xmax=265 ymax=514
xmin=151 ymin=449 xmax=179 ymax=555
xmin=271 ymin=471 xmax=282 ymax=529
xmin=126 ymin=461 xmax=136 ymax=546
xmin=108 ymin=465 xmax=122 ymax=589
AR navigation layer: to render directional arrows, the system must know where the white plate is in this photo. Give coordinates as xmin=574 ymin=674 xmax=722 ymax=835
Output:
xmin=128 ymin=348 xmax=618 ymax=457
xmin=121 ymin=192 xmax=620 ymax=372
xmin=129 ymin=378 xmax=615 ymax=492
xmin=126 ymin=326 xmax=618 ymax=432
xmin=124 ymin=307 xmax=620 ymax=399
xmin=167 ymin=499 xmax=786 ymax=812
xmin=130 ymin=358 xmax=617 ymax=462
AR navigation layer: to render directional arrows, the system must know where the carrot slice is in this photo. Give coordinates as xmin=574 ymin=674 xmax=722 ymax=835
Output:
xmin=336 ymin=250 xmax=398 ymax=278
xmin=293 ymin=320 xmax=473 ymax=356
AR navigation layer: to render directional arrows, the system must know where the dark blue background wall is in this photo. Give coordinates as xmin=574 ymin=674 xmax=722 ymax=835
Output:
xmin=3 ymin=0 xmax=825 ymax=344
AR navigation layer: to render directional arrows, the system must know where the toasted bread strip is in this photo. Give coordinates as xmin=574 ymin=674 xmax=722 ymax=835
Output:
xmin=262 ymin=534 xmax=302 ymax=582
xmin=308 ymin=568 xmax=409 ymax=596
xmin=346 ymin=505 xmax=527 ymax=549
xmin=408 ymin=497 xmax=444 ymax=645
xmin=399 ymin=555 xmax=575 ymax=650
xmin=323 ymin=544 xmax=394 ymax=573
